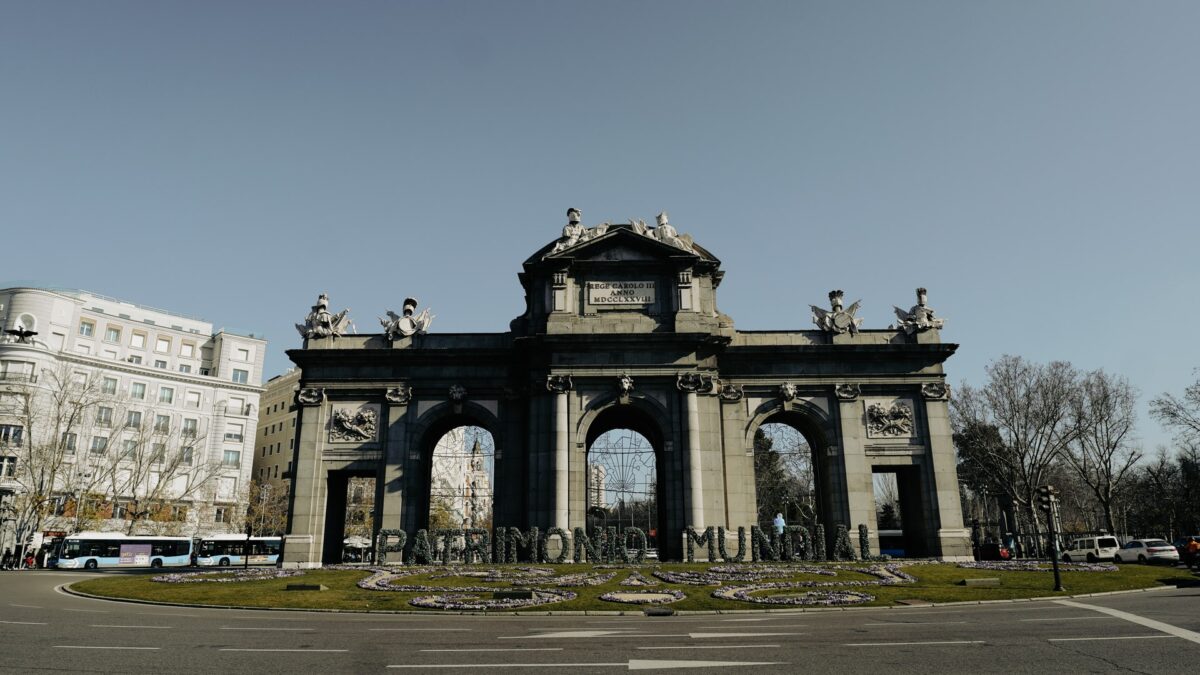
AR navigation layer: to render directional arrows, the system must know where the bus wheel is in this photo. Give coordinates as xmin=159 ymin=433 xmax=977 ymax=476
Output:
xmin=219 ymin=557 xmax=230 ymax=567
xmin=84 ymin=559 xmax=98 ymax=570
xmin=151 ymin=559 xmax=163 ymax=569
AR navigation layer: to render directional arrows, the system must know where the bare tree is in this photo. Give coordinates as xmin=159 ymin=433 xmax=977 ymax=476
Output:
xmin=1151 ymin=371 xmax=1200 ymax=443
xmin=245 ymin=479 xmax=288 ymax=536
xmin=98 ymin=404 xmax=221 ymax=535
xmin=1063 ymin=370 xmax=1142 ymax=532
xmin=953 ymin=356 xmax=1080 ymax=555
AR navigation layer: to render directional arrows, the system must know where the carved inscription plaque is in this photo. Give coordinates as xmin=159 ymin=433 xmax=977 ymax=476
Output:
xmin=587 ymin=280 xmax=656 ymax=305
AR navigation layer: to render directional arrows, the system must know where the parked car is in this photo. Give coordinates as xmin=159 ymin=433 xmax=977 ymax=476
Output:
xmin=1113 ymin=539 xmax=1180 ymax=565
xmin=1173 ymin=536 xmax=1200 ymax=567
xmin=1062 ymin=536 xmax=1120 ymax=563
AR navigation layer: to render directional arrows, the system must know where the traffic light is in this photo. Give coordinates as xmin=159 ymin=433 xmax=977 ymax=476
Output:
xmin=1036 ymin=485 xmax=1055 ymax=512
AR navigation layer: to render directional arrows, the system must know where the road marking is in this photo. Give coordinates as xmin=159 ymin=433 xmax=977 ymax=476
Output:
xmin=219 ymin=627 xmax=314 ymax=631
xmin=63 ymin=608 xmax=107 ymax=613
xmin=388 ymin=660 xmax=783 ymax=670
xmin=222 ymin=643 xmax=350 ymax=648
xmin=696 ymin=624 xmax=809 ymax=630
xmin=9 ymin=603 xmax=42 ymax=608
xmin=844 ymin=641 xmax=986 ymax=647
xmin=503 ymin=630 xmax=630 ymax=639
xmin=90 ymin=625 xmax=171 ymax=629
xmin=1054 ymin=600 xmax=1200 ymax=645
xmin=54 ymin=646 xmax=160 ymax=650
xmin=1048 ymin=635 xmax=1177 ymax=642
xmin=638 ymin=645 xmax=780 ymax=650
xmin=722 ymin=618 xmax=771 ymax=622
xmin=863 ymin=622 xmax=968 ymax=626
xmin=369 ymin=627 xmax=472 ymax=632
xmin=688 ymin=633 xmax=804 ymax=639
xmin=138 ymin=612 xmax=197 ymax=618
xmin=1 ymin=620 xmax=47 ymax=625
xmin=422 ymin=643 xmax=561 ymax=648
xmin=1019 ymin=616 xmax=1117 ymax=622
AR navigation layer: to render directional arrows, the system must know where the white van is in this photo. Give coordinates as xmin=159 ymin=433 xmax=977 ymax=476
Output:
xmin=1062 ymin=535 xmax=1120 ymax=563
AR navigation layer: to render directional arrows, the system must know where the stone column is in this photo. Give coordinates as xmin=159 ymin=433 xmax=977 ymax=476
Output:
xmin=379 ymin=385 xmax=411 ymax=540
xmin=282 ymin=387 xmax=327 ymax=569
xmin=833 ymin=384 xmax=876 ymax=538
xmin=922 ymin=383 xmax=972 ymax=559
xmin=547 ymin=375 xmax=573 ymax=531
xmin=677 ymin=373 xmax=709 ymax=528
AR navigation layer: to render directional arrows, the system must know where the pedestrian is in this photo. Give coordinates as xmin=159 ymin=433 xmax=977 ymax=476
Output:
xmin=1 ymin=548 xmax=11 ymax=570
xmin=1187 ymin=537 xmax=1200 ymax=570
xmin=773 ymin=512 xmax=786 ymax=535
xmin=23 ymin=552 xmax=35 ymax=570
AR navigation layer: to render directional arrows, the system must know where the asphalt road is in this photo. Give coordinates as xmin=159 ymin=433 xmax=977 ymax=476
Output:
xmin=1 ymin=569 xmax=1198 ymax=674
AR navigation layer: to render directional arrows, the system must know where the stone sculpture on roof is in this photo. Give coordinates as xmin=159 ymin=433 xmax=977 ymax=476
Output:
xmin=811 ymin=290 xmax=863 ymax=336
xmin=549 ymin=208 xmax=696 ymax=255
xmin=893 ymin=287 xmax=945 ymax=334
xmin=296 ymin=293 xmax=352 ymax=340
xmin=380 ymin=297 xmax=434 ymax=340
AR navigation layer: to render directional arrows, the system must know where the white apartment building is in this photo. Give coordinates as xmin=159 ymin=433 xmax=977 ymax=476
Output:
xmin=0 ymin=287 xmax=265 ymax=553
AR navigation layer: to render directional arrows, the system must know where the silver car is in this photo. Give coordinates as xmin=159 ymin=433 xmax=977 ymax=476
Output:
xmin=1114 ymin=538 xmax=1180 ymax=564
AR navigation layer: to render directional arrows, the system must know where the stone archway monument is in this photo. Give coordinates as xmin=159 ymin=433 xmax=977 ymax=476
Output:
xmin=281 ymin=209 xmax=971 ymax=566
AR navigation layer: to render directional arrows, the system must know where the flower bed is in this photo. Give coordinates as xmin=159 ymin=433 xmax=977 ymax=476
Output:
xmin=958 ymin=560 xmax=1118 ymax=573
xmin=409 ymin=589 xmax=577 ymax=610
xmin=619 ymin=571 xmax=660 ymax=586
xmin=150 ymin=568 xmax=307 ymax=584
xmin=600 ymin=589 xmax=685 ymax=605
xmin=712 ymin=584 xmax=875 ymax=606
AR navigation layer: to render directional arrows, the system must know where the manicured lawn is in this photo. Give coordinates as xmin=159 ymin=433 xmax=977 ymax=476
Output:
xmin=70 ymin=561 xmax=1195 ymax=613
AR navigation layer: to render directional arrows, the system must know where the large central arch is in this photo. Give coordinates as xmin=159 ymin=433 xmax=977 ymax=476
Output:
xmin=582 ymin=404 xmax=668 ymax=558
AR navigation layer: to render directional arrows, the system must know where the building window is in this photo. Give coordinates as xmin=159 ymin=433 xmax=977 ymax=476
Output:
xmin=171 ymin=505 xmax=188 ymax=522
xmin=121 ymin=439 xmax=137 ymax=458
xmin=151 ymin=442 xmax=165 ymax=464
xmin=61 ymin=432 xmax=77 ymax=453
xmin=236 ymin=347 xmax=250 ymax=361
xmin=181 ymin=446 xmax=194 ymax=465
xmin=179 ymin=364 xmax=192 ymax=374
xmin=112 ymin=501 xmax=130 ymax=519
xmin=214 ymin=506 xmax=231 ymax=523
xmin=154 ymin=360 xmax=168 ymax=369
xmin=126 ymin=411 xmax=142 ymax=429
xmin=229 ymin=397 xmax=245 ymax=415
xmin=0 ymin=455 xmax=16 ymax=478
xmin=89 ymin=436 xmax=108 ymax=454
xmin=200 ymin=367 xmax=211 ymax=376
xmin=222 ymin=450 xmax=241 ymax=466
xmin=102 ymin=377 xmax=118 ymax=395
xmin=231 ymin=369 xmax=249 ymax=384
xmin=224 ymin=423 xmax=244 ymax=442
xmin=131 ymin=382 xmax=146 ymax=400
xmin=185 ymin=391 xmax=201 ymax=408
xmin=0 ymin=424 xmax=24 ymax=447
xmin=104 ymin=326 xmax=121 ymax=343
xmin=128 ymin=355 xmax=143 ymax=365
xmin=159 ymin=387 xmax=174 ymax=404
xmin=130 ymin=332 xmax=146 ymax=349
xmin=273 ymin=465 xmax=279 ymax=478
xmin=104 ymin=349 xmax=119 ymax=360
xmin=96 ymin=407 xmax=113 ymax=427
xmin=79 ymin=321 xmax=95 ymax=337
xmin=154 ymin=414 xmax=171 ymax=434
xmin=182 ymin=418 xmax=198 ymax=437
xmin=180 ymin=342 xmax=195 ymax=358
xmin=155 ymin=337 xmax=171 ymax=353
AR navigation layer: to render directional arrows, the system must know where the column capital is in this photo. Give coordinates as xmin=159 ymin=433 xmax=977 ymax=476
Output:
xmin=546 ymin=374 xmax=574 ymax=393
xmin=676 ymin=372 xmax=713 ymax=393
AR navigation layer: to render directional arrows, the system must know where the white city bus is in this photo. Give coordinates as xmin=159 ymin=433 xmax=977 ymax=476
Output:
xmin=55 ymin=532 xmax=193 ymax=570
xmin=195 ymin=535 xmax=282 ymax=566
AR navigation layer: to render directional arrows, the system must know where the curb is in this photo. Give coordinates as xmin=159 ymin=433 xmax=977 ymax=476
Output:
xmin=60 ymin=578 xmax=1194 ymax=617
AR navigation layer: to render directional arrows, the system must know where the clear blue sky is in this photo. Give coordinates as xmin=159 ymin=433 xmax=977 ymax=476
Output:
xmin=3 ymin=2 xmax=1197 ymax=451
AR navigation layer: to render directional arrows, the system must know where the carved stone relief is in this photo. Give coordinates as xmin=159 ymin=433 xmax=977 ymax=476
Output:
xmin=329 ymin=405 xmax=379 ymax=443
xmin=676 ymin=372 xmax=714 ymax=393
xmin=865 ymin=401 xmax=915 ymax=439
xmin=717 ymin=381 xmax=744 ymax=402
xmin=449 ymin=384 xmax=467 ymax=402
xmin=778 ymin=382 xmax=797 ymax=402
xmin=385 ymin=385 xmax=412 ymax=405
xmin=546 ymin=374 xmax=574 ymax=394
xmin=617 ymin=374 xmax=634 ymax=396
xmin=921 ymin=382 xmax=950 ymax=401
xmin=834 ymin=383 xmax=860 ymax=401
xmin=296 ymin=387 xmax=325 ymax=406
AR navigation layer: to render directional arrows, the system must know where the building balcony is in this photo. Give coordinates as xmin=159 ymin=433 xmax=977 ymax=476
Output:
xmin=0 ymin=372 xmax=36 ymax=384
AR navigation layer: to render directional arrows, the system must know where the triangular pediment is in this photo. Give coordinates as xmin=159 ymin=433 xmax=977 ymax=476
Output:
xmin=539 ymin=224 xmax=705 ymax=263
